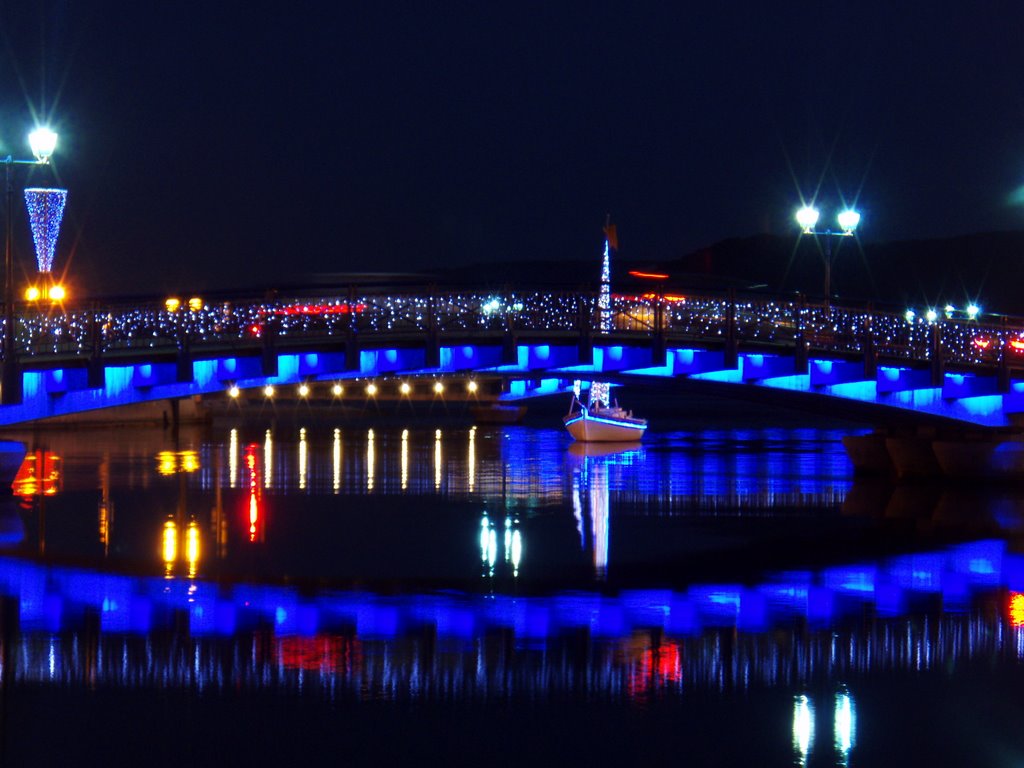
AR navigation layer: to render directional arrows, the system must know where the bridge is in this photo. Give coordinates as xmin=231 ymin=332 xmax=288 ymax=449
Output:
xmin=2 ymin=284 xmax=1024 ymax=475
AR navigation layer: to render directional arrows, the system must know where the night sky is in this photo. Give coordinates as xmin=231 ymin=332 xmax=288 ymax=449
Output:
xmin=0 ymin=1 xmax=1022 ymax=296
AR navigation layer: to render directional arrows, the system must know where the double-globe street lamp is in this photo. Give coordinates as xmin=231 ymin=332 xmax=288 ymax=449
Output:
xmin=795 ymin=205 xmax=861 ymax=305
xmin=2 ymin=127 xmax=57 ymax=405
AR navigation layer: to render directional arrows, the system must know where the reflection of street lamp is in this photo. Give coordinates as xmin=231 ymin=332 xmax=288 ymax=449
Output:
xmin=795 ymin=205 xmax=861 ymax=304
xmin=3 ymin=127 xmax=58 ymax=404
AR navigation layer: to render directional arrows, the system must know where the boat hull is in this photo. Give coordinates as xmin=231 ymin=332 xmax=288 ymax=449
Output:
xmin=563 ymin=411 xmax=646 ymax=442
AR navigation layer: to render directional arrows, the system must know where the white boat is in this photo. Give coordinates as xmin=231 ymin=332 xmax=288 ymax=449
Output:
xmin=563 ymin=395 xmax=647 ymax=442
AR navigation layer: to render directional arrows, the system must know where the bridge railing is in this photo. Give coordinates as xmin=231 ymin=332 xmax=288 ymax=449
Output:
xmin=4 ymin=286 xmax=1023 ymax=374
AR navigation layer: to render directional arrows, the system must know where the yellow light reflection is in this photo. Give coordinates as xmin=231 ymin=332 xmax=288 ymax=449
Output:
xmin=155 ymin=450 xmax=199 ymax=475
xmin=24 ymin=286 xmax=40 ymax=302
xmin=48 ymin=284 xmax=66 ymax=302
xmin=1010 ymin=592 xmax=1024 ymax=627
xmin=179 ymin=451 xmax=199 ymax=473
xmin=188 ymin=296 xmax=203 ymax=312
xmin=264 ymin=429 xmax=273 ymax=489
xmin=229 ymin=428 xmax=238 ymax=489
xmin=298 ymin=427 xmax=308 ymax=490
xmin=401 ymin=428 xmax=409 ymax=491
xmin=156 ymin=451 xmax=177 ymax=476
xmin=332 ymin=428 xmax=341 ymax=493
xmin=367 ymin=429 xmax=375 ymax=491
xmin=185 ymin=519 xmax=200 ymax=579
xmin=165 ymin=297 xmax=181 ymax=313
xmin=162 ymin=519 xmax=177 ymax=578
xmin=434 ymin=428 xmax=442 ymax=489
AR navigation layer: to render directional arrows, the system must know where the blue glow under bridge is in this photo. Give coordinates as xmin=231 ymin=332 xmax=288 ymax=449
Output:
xmin=1 ymin=285 xmax=1022 ymax=428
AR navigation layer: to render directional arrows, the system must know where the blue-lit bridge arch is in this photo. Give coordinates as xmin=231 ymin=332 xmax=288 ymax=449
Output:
xmin=2 ymin=284 xmax=1024 ymax=438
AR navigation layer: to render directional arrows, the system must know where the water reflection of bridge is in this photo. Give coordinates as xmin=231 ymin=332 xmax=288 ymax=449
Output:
xmin=0 ymin=540 xmax=1021 ymax=703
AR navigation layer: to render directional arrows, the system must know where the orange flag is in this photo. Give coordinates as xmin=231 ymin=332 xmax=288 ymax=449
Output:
xmin=603 ymin=223 xmax=618 ymax=251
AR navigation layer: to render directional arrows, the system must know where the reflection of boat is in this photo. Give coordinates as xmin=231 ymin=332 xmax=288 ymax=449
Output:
xmin=469 ymin=403 xmax=527 ymax=424
xmin=567 ymin=441 xmax=644 ymax=459
xmin=563 ymin=395 xmax=646 ymax=442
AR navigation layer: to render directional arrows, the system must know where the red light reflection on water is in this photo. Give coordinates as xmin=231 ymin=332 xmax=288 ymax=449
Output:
xmin=276 ymin=635 xmax=363 ymax=673
xmin=245 ymin=443 xmax=263 ymax=542
xmin=13 ymin=451 xmax=61 ymax=505
xmin=627 ymin=639 xmax=682 ymax=700
xmin=1008 ymin=592 xmax=1024 ymax=627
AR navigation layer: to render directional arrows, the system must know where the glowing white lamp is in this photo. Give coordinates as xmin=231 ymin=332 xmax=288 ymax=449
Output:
xmin=837 ymin=209 xmax=861 ymax=233
xmin=967 ymin=304 xmax=980 ymax=320
xmin=795 ymin=206 xmax=820 ymax=232
xmin=28 ymin=127 xmax=57 ymax=163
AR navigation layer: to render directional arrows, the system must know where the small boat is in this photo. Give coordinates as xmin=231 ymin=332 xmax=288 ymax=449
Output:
xmin=563 ymin=395 xmax=647 ymax=442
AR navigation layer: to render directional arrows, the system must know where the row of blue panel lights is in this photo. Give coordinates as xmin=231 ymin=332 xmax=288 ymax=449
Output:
xmin=0 ymin=540 xmax=1012 ymax=640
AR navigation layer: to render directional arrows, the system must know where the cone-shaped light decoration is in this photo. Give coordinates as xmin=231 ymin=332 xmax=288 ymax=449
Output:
xmin=24 ymin=188 xmax=67 ymax=273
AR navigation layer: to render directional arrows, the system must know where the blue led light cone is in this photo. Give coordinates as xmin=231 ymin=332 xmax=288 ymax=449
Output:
xmin=24 ymin=187 xmax=68 ymax=273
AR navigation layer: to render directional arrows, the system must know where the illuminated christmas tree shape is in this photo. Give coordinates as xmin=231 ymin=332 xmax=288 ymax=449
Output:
xmin=24 ymin=187 xmax=68 ymax=273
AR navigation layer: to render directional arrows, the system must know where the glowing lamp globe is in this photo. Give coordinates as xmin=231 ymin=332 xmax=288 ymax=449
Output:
xmin=28 ymin=127 xmax=57 ymax=163
xmin=837 ymin=210 xmax=861 ymax=233
xmin=796 ymin=206 xmax=820 ymax=232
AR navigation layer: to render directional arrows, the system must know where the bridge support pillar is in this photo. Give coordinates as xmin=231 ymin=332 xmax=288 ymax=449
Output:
xmin=502 ymin=332 xmax=518 ymax=366
xmin=793 ymin=331 xmax=808 ymax=374
xmin=0 ymin=359 xmax=21 ymax=405
xmin=652 ymin=333 xmax=667 ymax=367
xmin=577 ymin=330 xmax=593 ymax=366
xmin=87 ymin=356 xmax=104 ymax=389
xmin=176 ymin=345 xmax=192 ymax=384
xmin=999 ymin=347 xmax=1011 ymax=394
xmin=344 ymin=333 xmax=359 ymax=372
xmin=425 ymin=331 xmax=441 ymax=369
xmin=929 ymin=323 xmax=944 ymax=386
xmin=724 ymin=290 xmax=738 ymax=369
xmin=862 ymin=306 xmax=877 ymax=379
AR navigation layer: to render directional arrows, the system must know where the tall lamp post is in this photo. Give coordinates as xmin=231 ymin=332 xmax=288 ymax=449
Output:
xmin=2 ymin=127 xmax=57 ymax=405
xmin=795 ymin=205 xmax=861 ymax=305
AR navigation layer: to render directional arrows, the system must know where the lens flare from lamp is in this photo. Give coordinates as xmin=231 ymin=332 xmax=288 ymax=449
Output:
xmin=48 ymin=285 xmax=65 ymax=302
xmin=24 ymin=286 xmax=40 ymax=302
xmin=23 ymin=188 xmax=67 ymax=273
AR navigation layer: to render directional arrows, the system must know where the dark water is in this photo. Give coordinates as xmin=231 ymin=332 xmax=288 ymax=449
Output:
xmin=1 ymin=399 xmax=1024 ymax=766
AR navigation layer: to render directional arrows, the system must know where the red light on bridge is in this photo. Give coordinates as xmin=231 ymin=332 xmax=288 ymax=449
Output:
xmin=1009 ymin=340 xmax=1024 ymax=352
xmin=274 ymin=303 xmax=366 ymax=317
xmin=973 ymin=337 xmax=992 ymax=350
xmin=628 ymin=270 xmax=670 ymax=280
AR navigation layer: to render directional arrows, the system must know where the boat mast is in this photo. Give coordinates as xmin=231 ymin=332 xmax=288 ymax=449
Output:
xmin=589 ymin=219 xmax=615 ymax=408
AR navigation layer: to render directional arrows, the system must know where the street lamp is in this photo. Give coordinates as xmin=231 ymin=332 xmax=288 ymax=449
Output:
xmin=3 ymin=126 xmax=58 ymax=405
xmin=795 ymin=204 xmax=861 ymax=304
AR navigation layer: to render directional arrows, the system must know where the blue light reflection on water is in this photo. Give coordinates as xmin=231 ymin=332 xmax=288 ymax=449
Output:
xmin=0 ymin=539 xmax=1013 ymax=644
